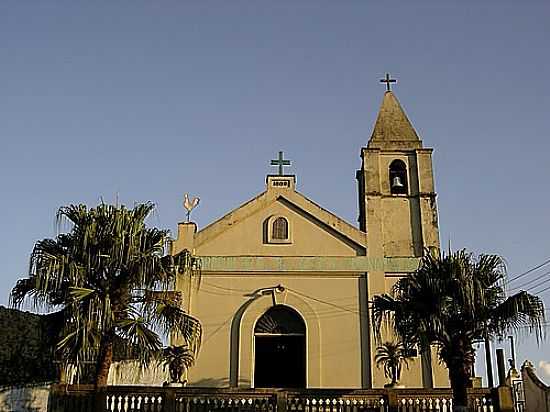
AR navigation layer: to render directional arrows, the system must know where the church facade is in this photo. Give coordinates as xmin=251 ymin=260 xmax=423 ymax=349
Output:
xmin=170 ymin=89 xmax=448 ymax=389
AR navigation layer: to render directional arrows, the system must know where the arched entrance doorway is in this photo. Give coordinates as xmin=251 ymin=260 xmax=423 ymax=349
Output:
xmin=254 ymin=305 xmax=306 ymax=388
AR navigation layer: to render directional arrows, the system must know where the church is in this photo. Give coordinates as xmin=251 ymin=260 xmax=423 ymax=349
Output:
xmin=169 ymin=81 xmax=448 ymax=390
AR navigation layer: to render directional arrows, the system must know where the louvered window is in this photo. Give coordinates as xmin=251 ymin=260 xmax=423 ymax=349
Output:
xmin=254 ymin=305 xmax=305 ymax=335
xmin=272 ymin=217 xmax=288 ymax=240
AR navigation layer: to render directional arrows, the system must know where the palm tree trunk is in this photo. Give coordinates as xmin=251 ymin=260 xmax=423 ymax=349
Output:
xmin=448 ymin=358 xmax=472 ymax=412
xmin=444 ymin=334 xmax=476 ymax=412
xmin=95 ymin=332 xmax=114 ymax=387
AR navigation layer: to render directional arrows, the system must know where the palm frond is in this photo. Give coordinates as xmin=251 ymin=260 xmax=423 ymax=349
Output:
xmin=372 ymin=294 xmax=399 ymax=342
xmin=143 ymin=299 xmax=202 ymax=355
xmin=489 ymin=290 xmax=545 ymax=340
xmin=371 ymin=248 xmax=546 ymax=376
xmin=9 ymin=201 xmax=200 ymax=385
xmin=117 ymin=317 xmax=163 ymax=366
xmin=69 ymin=287 xmax=96 ymax=301
xmin=162 ymin=345 xmax=195 ymax=369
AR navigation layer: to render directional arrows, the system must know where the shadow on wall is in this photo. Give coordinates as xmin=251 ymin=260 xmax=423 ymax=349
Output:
xmin=108 ymin=362 xmax=234 ymax=388
xmin=190 ymin=378 xmax=231 ymax=388
xmin=0 ymin=384 xmax=51 ymax=412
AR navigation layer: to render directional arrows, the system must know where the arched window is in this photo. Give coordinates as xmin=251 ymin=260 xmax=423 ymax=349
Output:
xmin=389 ymin=159 xmax=408 ymax=195
xmin=254 ymin=305 xmax=306 ymax=335
xmin=264 ymin=215 xmax=291 ymax=244
xmin=272 ymin=217 xmax=289 ymax=240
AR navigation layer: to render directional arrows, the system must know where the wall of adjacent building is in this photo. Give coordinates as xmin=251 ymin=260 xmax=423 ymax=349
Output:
xmin=0 ymin=383 xmax=51 ymax=412
xmin=108 ymin=360 xmax=169 ymax=386
xmin=522 ymin=361 xmax=550 ymax=412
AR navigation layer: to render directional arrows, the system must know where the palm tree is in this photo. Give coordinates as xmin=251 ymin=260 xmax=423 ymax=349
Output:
xmin=372 ymin=249 xmax=545 ymax=412
xmin=375 ymin=341 xmax=410 ymax=387
xmin=162 ymin=345 xmax=195 ymax=385
xmin=10 ymin=202 xmax=202 ymax=386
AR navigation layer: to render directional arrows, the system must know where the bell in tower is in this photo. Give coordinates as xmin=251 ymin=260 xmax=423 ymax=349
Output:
xmin=389 ymin=159 xmax=408 ymax=195
xmin=392 ymin=175 xmax=404 ymax=189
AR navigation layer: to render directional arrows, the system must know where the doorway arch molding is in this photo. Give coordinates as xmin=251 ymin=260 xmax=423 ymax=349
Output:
xmin=237 ymin=289 xmax=321 ymax=388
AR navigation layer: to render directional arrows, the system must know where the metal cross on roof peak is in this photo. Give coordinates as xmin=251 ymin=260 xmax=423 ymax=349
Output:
xmin=380 ymin=73 xmax=397 ymax=92
xmin=270 ymin=151 xmax=291 ymax=176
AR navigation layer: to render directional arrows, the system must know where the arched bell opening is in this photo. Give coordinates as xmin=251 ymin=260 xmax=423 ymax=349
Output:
xmin=253 ymin=305 xmax=306 ymax=388
xmin=389 ymin=159 xmax=408 ymax=195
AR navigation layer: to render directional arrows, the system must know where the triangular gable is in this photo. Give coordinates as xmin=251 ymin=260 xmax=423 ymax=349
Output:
xmin=193 ymin=185 xmax=366 ymax=256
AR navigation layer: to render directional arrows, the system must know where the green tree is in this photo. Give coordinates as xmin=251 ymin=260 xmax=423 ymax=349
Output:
xmin=11 ymin=202 xmax=202 ymax=386
xmin=374 ymin=340 xmax=411 ymax=387
xmin=372 ymin=249 xmax=545 ymax=412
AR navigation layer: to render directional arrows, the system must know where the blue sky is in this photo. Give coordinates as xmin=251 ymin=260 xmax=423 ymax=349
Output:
xmin=1 ymin=1 xmax=549 ymax=384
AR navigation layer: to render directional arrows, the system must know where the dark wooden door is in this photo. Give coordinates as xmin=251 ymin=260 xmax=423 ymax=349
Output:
xmin=254 ymin=335 xmax=306 ymax=388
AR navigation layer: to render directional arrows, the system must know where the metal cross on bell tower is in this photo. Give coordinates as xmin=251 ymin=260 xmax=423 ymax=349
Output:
xmin=380 ymin=73 xmax=397 ymax=92
xmin=270 ymin=151 xmax=291 ymax=176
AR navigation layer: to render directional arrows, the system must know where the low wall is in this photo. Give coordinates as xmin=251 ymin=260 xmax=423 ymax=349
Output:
xmin=48 ymin=385 xmax=497 ymax=412
xmin=522 ymin=361 xmax=550 ymax=412
xmin=0 ymin=383 xmax=51 ymax=412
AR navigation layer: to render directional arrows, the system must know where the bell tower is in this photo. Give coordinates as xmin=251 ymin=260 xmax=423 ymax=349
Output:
xmin=357 ymin=85 xmax=440 ymax=258
xmin=357 ymin=79 xmax=445 ymax=388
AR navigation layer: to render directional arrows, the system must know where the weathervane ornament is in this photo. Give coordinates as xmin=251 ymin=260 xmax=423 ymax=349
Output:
xmin=183 ymin=193 xmax=200 ymax=222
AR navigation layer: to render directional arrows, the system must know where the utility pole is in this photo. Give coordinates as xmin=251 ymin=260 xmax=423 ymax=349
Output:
xmin=485 ymin=336 xmax=494 ymax=388
xmin=508 ymin=335 xmax=516 ymax=368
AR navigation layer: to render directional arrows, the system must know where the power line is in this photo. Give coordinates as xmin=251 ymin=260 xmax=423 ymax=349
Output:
xmin=507 ymin=258 xmax=550 ymax=284
xmin=286 ymin=287 xmax=367 ymax=316
xmin=532 ymin=283 xmax=550 ymax=295
xmin=518 ymin=322 xmax=550 ymax=328
xmin=201 ymin=282 xmax=368 ymax=317
xmin=199 ymin=289 xmax=361 ymax=319
xmin=202 ymin=282 xmax=250 ymax=293
xmin=514 ymin=277 xmax=550 ymax=294
xmin=509 ymin=270 xmax=550 ymax=291
xmin=203 ymin=314 xmax=234 ymax=345
xmin=528 ymin=279 xmax=550 ymax=293
xmin=200 ymin=286 xmax=234 ymax=297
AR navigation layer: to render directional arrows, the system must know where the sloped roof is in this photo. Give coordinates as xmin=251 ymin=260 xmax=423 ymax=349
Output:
xmin=367 ymin=91 xmax=422 ymax=150
xmin=193 ymin=187 xmax=367 ymax=251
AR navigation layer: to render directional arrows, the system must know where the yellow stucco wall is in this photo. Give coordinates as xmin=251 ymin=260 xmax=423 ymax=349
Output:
xmin=195 ymin=199 xmax=364 ymax=257
xmin=187 ymin=274 xmax=364 ymax=389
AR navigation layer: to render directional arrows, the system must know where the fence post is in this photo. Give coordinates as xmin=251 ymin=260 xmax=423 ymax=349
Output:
xmin=164 ymin=388 xmax=176 ymax=412
xmin=94 ymin=388 xmax=105 ymax=412
xmin=385 ymin=389 xmax=398 ymax=412
xmin=276 ymin=390 xmax=288 ymax=412
xmin=494 ymin=386 xmax=514 ymax=412
xmin=46 ymin=385 xmax=60 ymax=412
